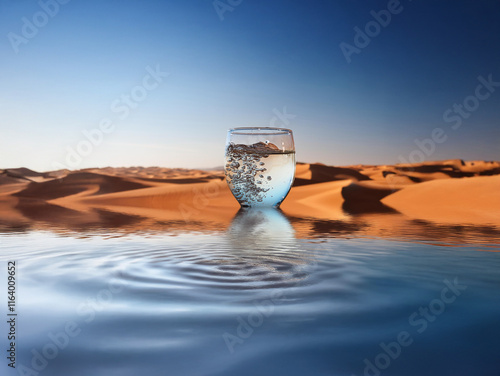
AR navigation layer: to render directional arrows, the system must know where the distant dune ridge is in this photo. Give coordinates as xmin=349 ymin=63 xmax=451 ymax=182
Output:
xmin=0 ymin=160 xmax=499 ymax=242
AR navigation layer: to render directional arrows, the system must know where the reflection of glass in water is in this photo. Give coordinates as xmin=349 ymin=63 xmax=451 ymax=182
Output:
xmin=227 ymin=208 xmax=311 ymax=288
xmin=228 ymin=208 xmax=296 ymax=251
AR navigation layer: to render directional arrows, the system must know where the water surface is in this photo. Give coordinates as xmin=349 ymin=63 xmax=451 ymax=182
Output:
xmin=1 ymin=209 xmax=499 ymax=376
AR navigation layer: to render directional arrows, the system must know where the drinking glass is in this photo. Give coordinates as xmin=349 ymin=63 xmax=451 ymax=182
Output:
xmin=224 ymin=127 xmax=295 ymax=207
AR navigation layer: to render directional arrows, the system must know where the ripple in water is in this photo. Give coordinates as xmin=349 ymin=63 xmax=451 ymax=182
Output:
xmin=2 ymin=210 xmax=500 ymax=376
xmin=117 ymin=208 xmax=320 ymax=295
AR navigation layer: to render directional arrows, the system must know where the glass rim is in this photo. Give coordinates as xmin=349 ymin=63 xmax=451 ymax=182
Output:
xmin=228 ymin=127 xmax=293 ymax=136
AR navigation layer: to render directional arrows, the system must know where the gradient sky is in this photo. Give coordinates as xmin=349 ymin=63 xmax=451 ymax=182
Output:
xmin=1 ymin=0 xmax=499 ymax=171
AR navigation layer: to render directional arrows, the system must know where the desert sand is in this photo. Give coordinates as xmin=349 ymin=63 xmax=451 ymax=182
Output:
xmin=0 ymin=160 xmax=499 ymax=245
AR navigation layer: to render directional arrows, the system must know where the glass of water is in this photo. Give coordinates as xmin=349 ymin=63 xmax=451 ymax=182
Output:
xmin=225 ymin=127 xmax=296 ymax=208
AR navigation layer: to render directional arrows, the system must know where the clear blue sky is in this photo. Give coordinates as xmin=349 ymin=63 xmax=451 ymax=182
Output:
xmin=1 ymin=0 xmax=499 ymax=171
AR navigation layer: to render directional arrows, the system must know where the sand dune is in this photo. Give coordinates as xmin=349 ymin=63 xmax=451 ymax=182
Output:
xmin=14 ymin=172 xmax=152 ymax=200
xmin=282 ymin=180 xmax=352 ymax=220
xmin=293 ymin=163 xmax=370 ymax=186
xmin=0 ymin=177 xmax=29 ymax=195
xmin=4 ymin=167 xmax=46 ymax=179
xmin=382 ymin=175 xmax=500 ymax=226
xmin=342 ymin=181 xmax=400 ymax=203
xmin=0 ymin=161 xmax=499 ymax=243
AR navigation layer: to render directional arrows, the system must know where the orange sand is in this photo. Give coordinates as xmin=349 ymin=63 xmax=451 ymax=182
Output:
xmin=1 ymin=160 xmax=499 ymax=243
